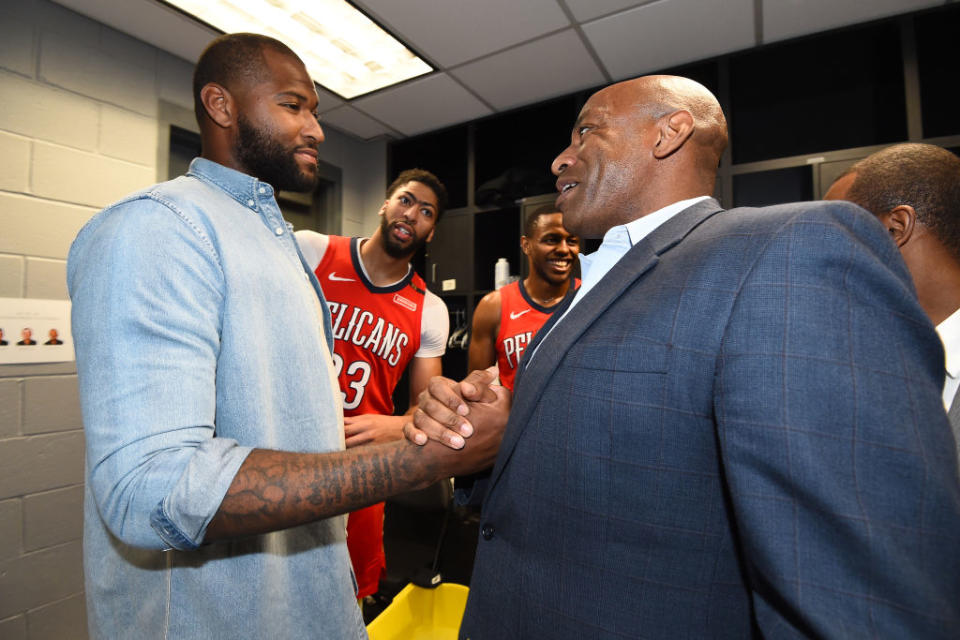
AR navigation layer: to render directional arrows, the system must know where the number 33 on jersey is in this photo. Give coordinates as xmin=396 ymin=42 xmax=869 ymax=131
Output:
xmin=330 ymin=354 xmax=371 ymax=410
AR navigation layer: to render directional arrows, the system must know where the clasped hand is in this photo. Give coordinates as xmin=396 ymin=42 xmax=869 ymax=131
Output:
xmin=403 ymin=366 xmax=511 ymax=455
xmin=344 ymin=414 xmax=408 ymax=448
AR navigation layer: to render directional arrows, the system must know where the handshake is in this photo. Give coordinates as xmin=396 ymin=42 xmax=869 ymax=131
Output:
xmin=403 ymin=367 xmax=511 ymax=474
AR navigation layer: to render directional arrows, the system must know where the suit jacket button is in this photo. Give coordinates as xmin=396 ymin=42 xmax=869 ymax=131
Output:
xmin=481 ymin=524 xmax=495 ymax=540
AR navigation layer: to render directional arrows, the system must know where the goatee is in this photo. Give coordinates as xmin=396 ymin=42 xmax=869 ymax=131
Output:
xmin=236 ymin=114 xmax=317 ymax=193
xmin=379 ymin=218 xmax=427 ymax=259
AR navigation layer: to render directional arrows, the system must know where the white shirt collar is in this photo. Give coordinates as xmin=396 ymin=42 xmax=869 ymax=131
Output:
xmin=624 ymin=195 xmax=712 ymax=247
xmin=579 ymin=195 xmax=711 ymax=285
xmin=936 ymin=306 xmax=960 ymax=378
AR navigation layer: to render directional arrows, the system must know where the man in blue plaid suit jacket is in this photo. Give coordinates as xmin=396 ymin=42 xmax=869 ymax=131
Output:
xmin=411 ymin=75 xmax=960 ymax=638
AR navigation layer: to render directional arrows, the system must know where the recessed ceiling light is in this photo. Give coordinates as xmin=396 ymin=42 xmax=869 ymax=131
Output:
xmin=163 ymin=0 xmax=433 ymax=99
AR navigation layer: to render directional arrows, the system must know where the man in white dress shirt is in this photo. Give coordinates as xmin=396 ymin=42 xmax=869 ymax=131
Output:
xmin=825 ymin=142 xmax=960 ymax=453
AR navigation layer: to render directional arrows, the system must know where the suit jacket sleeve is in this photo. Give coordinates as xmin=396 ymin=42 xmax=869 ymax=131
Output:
xmin=714 ymin=204 xmax=960 ymax=637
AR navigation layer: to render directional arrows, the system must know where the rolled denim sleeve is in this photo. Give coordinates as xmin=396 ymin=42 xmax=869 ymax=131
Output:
xmin=69 ymin=196 xmax=252 ymax=550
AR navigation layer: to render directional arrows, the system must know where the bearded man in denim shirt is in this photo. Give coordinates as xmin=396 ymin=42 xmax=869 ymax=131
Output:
xmin=68 ymin=33 xmax=505 ymax=640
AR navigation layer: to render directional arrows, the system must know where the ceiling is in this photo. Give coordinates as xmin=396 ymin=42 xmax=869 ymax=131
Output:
xmin=52 ymin=0 xmax=943 ymax=140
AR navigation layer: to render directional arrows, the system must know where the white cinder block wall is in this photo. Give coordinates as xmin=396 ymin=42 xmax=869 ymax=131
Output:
xmin=0 ymin=1 xmax=387 ymax=638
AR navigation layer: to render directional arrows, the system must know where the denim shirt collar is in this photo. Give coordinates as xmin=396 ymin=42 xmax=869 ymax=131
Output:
xmin=187 ymin=157 xmax=276 ymax=207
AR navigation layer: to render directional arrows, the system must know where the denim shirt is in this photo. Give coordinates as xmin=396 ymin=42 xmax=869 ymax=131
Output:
xmin=68 ymin=158 xmax=366 ymax=639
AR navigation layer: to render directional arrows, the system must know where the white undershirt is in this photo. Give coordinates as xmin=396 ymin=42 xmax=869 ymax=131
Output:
xmin=936 ymin=307 xmax=960 ymax=411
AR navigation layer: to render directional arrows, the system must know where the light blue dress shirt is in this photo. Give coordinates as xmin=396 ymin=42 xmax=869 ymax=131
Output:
xmin=68 ymin=158 xmax=365 ymax=639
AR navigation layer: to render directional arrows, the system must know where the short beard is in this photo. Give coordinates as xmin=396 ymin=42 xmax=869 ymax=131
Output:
xmin=236 ymin=114 xmax=317 ymax=192
xmin=379 ymin=216 xmax=427 ymax=259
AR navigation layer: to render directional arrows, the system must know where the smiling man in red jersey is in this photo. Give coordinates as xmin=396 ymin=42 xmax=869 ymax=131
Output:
xmin=468 ymin=206 xmax=579 ymax=391
xmin=296 ymin=168 xmax=450 ymax=603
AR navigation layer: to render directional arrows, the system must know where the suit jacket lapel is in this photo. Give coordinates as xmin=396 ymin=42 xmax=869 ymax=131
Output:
xmin=485 ymin=199 xmax=725 ymax=494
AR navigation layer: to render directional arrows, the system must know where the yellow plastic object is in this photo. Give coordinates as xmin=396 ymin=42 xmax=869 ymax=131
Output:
xmin=366 ymin=582 xmax=469 ymax=640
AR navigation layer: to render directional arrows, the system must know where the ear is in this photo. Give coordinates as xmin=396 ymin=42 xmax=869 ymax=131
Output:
xmin=878 ymin=205 xmax=917 ymax=248
xmin=379 ymin=199 xmax=389 ymax=216
xmin=653 ymin=109 xmax=694 ymax=160
xmin=520 ymin=235 xmax=531 ymax=257
xmin=425 ymin=227 xmax=435 ymax=244
xmin=200 ymin=83 xmax=235 ymax=129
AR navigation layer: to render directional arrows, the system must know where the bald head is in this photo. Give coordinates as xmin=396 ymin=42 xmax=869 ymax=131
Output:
xmin=193 ymin=33 xmax=300 ymax=127
xmin=551 ymin=74 xmax=728 ymax=237
xmin=628 ymin=75 xmax=728 ymax=174
xmin=579 ymin=74 xmax=728 ymax=186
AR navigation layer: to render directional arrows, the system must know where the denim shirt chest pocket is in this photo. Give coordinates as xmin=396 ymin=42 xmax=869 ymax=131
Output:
xmin=222 ymin=201 xmax=317 ymax=324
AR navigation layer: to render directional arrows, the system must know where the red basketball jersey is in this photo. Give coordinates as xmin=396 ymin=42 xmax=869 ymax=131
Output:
xmin=312 ymin=235 xmax=429 ymax=598
xmin=314 ymin=236 xmax=426 ymax=417
xmin=495 ymin=278 xmax=579 ymax=391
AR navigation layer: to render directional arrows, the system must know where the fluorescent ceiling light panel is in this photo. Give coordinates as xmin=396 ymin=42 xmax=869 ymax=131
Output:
xmin=163 ymin=0 xmax=432 ymax=98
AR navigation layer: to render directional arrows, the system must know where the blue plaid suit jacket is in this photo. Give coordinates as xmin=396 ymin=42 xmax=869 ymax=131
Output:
xmin=459 ymin=199 xmax=960 ymax=639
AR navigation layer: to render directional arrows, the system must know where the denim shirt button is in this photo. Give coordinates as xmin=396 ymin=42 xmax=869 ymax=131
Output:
xmin=274 ymin=226 xmax=284 ymax=236
xmin=259 ymin=187 xmax=266 ymax=194
xmin=247 ymin=199 xmax=255 ymax=207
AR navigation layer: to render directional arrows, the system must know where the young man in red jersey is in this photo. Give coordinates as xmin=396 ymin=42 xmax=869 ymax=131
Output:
xmin=468 ymin=206 xmax=580 ymax=391
xmin=296 ymin=168 xmax=449 ymax=602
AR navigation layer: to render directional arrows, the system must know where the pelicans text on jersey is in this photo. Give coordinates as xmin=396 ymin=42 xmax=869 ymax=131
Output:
xmin=315 ymin=236 xmax=426 ymax=416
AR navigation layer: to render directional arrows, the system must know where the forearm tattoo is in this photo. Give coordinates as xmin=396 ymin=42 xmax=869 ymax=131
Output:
xmin=206 ymin=440 xmax=441 ymax=540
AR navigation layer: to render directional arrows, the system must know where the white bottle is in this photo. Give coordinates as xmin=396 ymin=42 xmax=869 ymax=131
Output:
xmin=494 ymin=258 xmax=510 ymax=289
